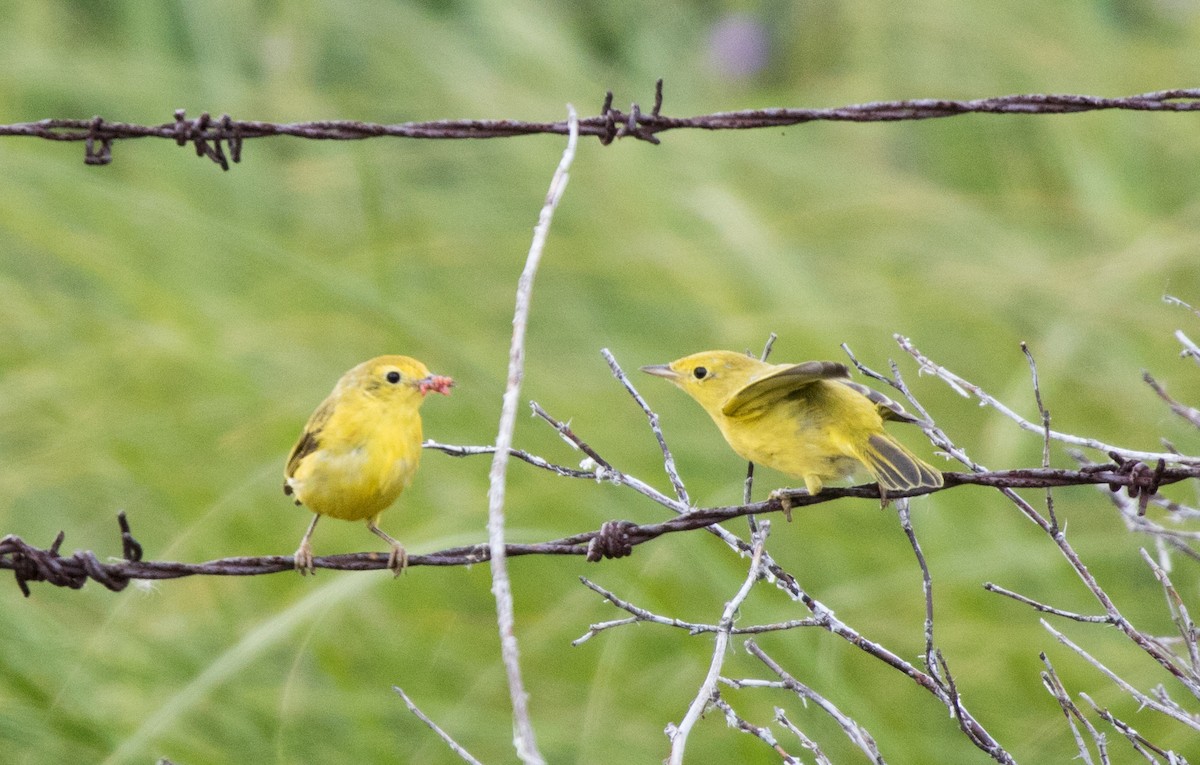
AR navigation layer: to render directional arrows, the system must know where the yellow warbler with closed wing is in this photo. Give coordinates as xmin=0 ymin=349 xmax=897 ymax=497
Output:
xmin=284 ymin=355 xmax=453 ymax=576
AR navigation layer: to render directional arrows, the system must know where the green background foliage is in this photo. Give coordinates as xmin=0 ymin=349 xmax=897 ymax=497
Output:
xmin=2 ymin=1 xmax=1199 ymax=762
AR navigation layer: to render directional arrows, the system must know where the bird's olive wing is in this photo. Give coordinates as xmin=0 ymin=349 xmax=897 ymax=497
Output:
xmin=722 ymin=361 xmax=850 ymax=417
xmin=284 ymin=398 xmax=335 ymax=480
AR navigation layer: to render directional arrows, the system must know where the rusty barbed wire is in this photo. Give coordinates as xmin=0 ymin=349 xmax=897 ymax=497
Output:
xmin=3 ymin=463 xmax=1198 ymax=596
xmin=5 ymin=81 xmax=1200 ymax=168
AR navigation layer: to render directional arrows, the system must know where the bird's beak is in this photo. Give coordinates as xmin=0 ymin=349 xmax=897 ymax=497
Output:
xmin=639 ymin=364 xmax=679 ymax=380
xmin=418 ymin=375 xmax=455 ymax=396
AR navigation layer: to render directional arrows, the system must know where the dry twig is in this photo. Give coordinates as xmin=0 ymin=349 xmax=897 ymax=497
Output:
xmin=481 ymin=103 xmax=579 ymax=765
xmin=667 ymin=528 xmax=769 ymax=764
xmin=1039 ymin=655 xmax=1108 ymax=765
xmin=710 ymin=696 xmax=800 ymax=764
xmin=393 ymin=687 xmax=486 ymax=765
xmin=744 ymin=640 xmax=887 ymax=764
xmin=897 ymin=335 xmax=1200 ymax=467
xmin=1043 ymin=620 xmax=1200 ymax=732
xmin=572 ymin=576 xmax=815 ymax=645
xmin=1080 ymin=693 xmax=1188 ymax=763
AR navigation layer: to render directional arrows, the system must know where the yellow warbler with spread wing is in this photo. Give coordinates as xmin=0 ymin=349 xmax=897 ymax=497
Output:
xmin=641 ymin=350 xmax=942 ymax=497
xmin=284 ymin=355 xmax=453 ymax=575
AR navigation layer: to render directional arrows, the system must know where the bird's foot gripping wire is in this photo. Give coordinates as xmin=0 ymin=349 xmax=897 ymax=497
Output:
xmin=369 ymin=522 xmax=408 ymax=577
xmin=768 ymin=489 xmax=795 ymax=522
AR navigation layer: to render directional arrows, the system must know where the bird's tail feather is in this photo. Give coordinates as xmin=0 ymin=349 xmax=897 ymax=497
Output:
xmin=860 ymin=433 xmax=943 ymax=493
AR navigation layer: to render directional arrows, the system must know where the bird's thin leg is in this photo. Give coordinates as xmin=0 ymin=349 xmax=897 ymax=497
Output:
xmin=294 ymin=514 xmax=321 ymax=575
xmin=367 ymin=519 xmax=408 ymax=577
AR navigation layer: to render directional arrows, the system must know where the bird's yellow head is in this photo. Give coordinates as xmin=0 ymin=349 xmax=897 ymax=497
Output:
xmin=640 ymin=350 xmax=769 ymax=414
xmin=337 ymin=355 xmax=454 ymax=404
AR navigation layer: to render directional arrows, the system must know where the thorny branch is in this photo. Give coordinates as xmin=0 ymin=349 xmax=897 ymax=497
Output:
xmin=572 ymin=577 xmax=816 ymax=644
xmin=896 ymin=333 xmax=1200 ymax=467
xmin=666 ymin=527 xmax=769 ymax=765
xmin=8 ymin=83 xmax=1200 ymax=167
xmin=1039 ymin=656 xmax=1108 ymax=764
xmin=710 ymin=696 xmax=801 ymax=764
xmin=741 ymin=640 xmax=886 ymax=764
xmin=873 ymin=312 xmax=1198 ymax=762
xmin=393 ymin=687 xmax=486 ymax=765
xmin=1042 ymin=620 xmax=1200 ymax=733
xmin=893 ymin=335 xmax=1200 ymax=696
xmin=773 ymin=708 xmax=833 ymax=765
xmin=1080 ymin=692 xmax=1183 ymax=763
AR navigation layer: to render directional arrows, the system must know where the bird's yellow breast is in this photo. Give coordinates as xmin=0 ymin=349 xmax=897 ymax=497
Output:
xmin=288 ymin=391 xmax=423 ymax=521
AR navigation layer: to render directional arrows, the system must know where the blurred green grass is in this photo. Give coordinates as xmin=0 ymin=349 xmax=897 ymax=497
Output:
xmin=2 ymin=0 xmax=1200 ymax=762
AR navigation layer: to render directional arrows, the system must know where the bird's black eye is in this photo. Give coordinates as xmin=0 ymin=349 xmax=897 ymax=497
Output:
xmin=386 ymin=371 xmax=401 ymax=384
xmin=693 ymin=366 xmax=708 ymax=380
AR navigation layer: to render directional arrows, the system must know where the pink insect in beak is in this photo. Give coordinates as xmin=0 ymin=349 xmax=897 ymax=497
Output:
xmin=418 ymin=375 xmax=455 ymax=396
